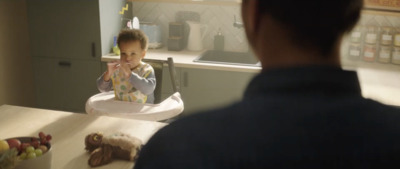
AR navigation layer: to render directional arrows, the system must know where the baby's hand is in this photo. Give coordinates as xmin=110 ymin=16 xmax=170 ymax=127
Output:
xmin=106 ymin=61 xmax=120 ymax=77
xmin=119 ymin=61 xmax=132 ymax=78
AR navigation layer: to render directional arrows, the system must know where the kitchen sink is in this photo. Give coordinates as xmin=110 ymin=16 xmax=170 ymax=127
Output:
xmin=193 ymin=50 xmax=260 ymax=66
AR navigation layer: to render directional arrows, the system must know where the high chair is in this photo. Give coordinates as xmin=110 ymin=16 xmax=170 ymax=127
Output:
xmin=85 ymin=57 xmax=183 ymax=121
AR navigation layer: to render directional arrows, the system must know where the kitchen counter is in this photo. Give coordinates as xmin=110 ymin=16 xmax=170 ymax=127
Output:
xmin=0 ymin=105 xmax=166 ymax=169
xmin=357 ymin=68 xmax=400 ymax=107
xmin=101 ymin=48 xmax=262 ymax=73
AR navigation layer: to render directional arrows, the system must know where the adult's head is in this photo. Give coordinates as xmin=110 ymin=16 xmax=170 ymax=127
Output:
xmin=241 ymin=0 xmax=363 ymax=69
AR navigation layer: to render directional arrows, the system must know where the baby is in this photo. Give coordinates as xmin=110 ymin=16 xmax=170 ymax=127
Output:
xmin=97 ymin=29 xmax=156 ymax=104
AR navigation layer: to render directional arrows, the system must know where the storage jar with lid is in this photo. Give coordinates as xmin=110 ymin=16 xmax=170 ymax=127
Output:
xmin=392 ymin=47 xmax=400 ymax=64
xmin=380 ymin=26 xmax=394 ymax=45
xmin=365 ymin=26 xmax=378 ymax=44
xmin=363 ymin=44 xmax=377 ymax=62
xmin=378 ymin=46 xmax=391 ymax=63
xmin=348 ymin=43 xmax=361 ymax=60
xmin=394 ymin=28 xmax=400 ymax=47
xmin=350 ymin=26 xmax=363 ymax=43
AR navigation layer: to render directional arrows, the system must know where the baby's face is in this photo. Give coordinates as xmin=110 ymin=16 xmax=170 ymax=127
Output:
xmin=119 ymin=40 xmax=145 ymax=69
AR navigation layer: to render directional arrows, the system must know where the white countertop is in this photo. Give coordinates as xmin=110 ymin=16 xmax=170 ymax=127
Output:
xmin=102 ymin=48 xmax=400 ymax=106
xmin=0 ymin=105 xmax=166 ymax=169
xmin=357 ymin=68 xmax=400 ymax=107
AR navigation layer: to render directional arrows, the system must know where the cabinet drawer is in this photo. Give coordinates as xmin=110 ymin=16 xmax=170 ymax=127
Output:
xmin=33 ymin=57 xmax=101 ymax=112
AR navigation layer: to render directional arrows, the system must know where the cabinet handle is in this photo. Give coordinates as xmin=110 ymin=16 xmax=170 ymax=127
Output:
xmin=183 ymin=72 xmax=188 ymax=87
xmin=58 ymin=61 xmax=71 ymax=67
xmin=91 ymin=42 xmax=96 ymax=58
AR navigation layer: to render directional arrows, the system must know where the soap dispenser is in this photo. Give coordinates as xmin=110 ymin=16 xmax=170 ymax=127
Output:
xmin=112 ymin=36 xmax=120 ymax=55
xmin=214 ymin=28 xmax=224 ymax=51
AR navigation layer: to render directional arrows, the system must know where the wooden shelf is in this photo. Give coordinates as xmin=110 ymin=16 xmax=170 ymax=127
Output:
xmin=362 ymin=9 xmax=400 ymax=16
xmin=364 ymin=0 xmax=400 ymax=13
xmin=127 ymin=0 xmax=241 ymax=6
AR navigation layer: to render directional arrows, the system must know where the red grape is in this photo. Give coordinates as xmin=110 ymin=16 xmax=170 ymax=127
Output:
xmin=38 ymin=132 xmax=45 ymax=139
xmin=31 ymin=140 xmax=40 ymax=148
xmin=40 ymin=139 xmax=47 ymax=145
xmin=46 ymin=135 xmax=52 ymax=141
xmin=20 ymin=143 xmax=31 ymax=151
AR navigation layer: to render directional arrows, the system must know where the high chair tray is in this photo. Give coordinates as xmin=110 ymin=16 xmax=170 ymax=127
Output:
xmin=86 ymin=91 xmax=184 ymax=121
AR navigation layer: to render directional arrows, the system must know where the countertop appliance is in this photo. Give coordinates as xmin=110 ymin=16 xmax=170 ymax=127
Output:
xmin=187 ymin=21 xmax=207 ymax=51
xmin=140 ymin=22 xmax=162 ymax=49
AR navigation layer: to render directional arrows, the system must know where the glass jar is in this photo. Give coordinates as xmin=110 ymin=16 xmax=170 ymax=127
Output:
xmin=380 ymin=26 xmax=394 ymax=45
xmin=363 ymin=44 xmax=377 ymax=62
xmin=378 ymin=46 xmax=391 ymax=63
xmin=350 ymin=26 xmax=363 ymax=43
xmin=392 ymin=47 xmax=400 ymax=64
xmin=394 ymin=28 xmax=400 ymax=47
xmin=365 ymin=26 xmax=378 ymax=44
xmin=348 ymin=43 xmax=361 ymax=60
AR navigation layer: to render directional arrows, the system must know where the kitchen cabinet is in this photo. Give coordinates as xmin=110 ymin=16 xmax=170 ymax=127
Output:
xmin=27 ymin=1 xmax=101 ymax=60
xmin=159 ymin=66 xmax=256 ymax=116
xmin=160 ymin=66 xmax=181 ymax=102
xmin=33 ymin=58 xmax=101 ymax=112
xmin=27 ymin=0 xmax=107 ymax=112
xmin=33 ymin=58 xmax=64 ymax=111
xmin=179 ymin=68 xmax=256 ymax=115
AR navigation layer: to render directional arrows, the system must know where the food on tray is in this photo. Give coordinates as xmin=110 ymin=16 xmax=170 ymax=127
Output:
xmin=84 ymin=132 xmax=143 ymax=167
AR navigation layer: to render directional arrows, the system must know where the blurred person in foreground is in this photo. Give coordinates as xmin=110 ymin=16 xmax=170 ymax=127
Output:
xmin=134 ymin=0 xmax=400 ymax=168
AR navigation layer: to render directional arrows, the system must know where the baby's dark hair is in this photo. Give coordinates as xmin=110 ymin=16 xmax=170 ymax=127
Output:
xmin=117 ymin=29 xmax=148 ymax=51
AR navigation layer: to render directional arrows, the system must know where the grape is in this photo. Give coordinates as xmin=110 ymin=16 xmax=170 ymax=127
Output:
xmin=32 ymin=140 xmax=40 ymax=148
xmin=38 ymin=145 xmax=48 ymax=153
xmin=25 ymin=146 xmax=35 ymax=153
xmin=26 ymin=152 xmax=36 ymax=159
xmin=40 ymin=139 xmax=47 ymax=145
xmin=46 ymin=135 xmax=52 ymax=141
xmin=39 ymin=132 xmax=45 ymax=139
xmin=20 ymin=143 xmax=31 ymax=152
xmin=34 ymin=149 xmax=43 ymax=156
xmin=31 ymin=137 xmax=38 ymax=142
xmin=19 ymin=152 xmax=27 ymax=160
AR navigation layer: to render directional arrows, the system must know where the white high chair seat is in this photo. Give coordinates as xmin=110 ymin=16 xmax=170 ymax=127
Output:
xmin=86 ymin=57 xmax=183 ymax=121
xmin=85 ymin=91 xmax=184 ymax=121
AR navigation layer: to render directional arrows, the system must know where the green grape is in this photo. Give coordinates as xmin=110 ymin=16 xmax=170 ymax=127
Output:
xmin=19 ymin=152 xmax=27 ymax=160
xmin=34 ymin=149 xmax=43 ymax=156
xmin=26 ymin=146 xmax=35 ymax=153
xmin=27 ymin=152 xmax=36 ymax=159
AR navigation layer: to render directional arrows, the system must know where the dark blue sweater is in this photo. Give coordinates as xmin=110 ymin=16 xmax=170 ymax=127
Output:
xmin=134 ymin=66 xmax=400 ymax=169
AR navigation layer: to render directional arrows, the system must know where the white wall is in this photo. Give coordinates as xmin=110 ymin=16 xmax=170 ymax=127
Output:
xmin=0 ymin=0 xmax=35 ymax=107
xmin=99 ymin=0 xmax=126 ymax=55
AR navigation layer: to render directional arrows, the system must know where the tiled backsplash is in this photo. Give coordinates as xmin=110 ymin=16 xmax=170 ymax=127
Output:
xmin=130 ymin=2 xmax=400 ymax=71
xmin=131 ymin=2 xmax=249 ymax=52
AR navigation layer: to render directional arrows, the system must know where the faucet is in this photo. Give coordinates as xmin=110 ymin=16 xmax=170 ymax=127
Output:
xmin=232 ymin=15 xmax=252 ymax=53
xmin=233 ymin=15 xmax=243 ymax=29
